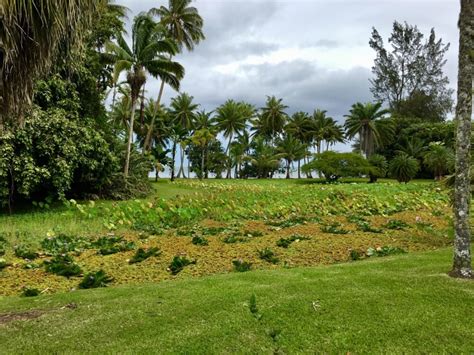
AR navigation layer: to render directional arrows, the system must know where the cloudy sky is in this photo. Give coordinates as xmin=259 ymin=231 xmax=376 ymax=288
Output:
xmin=119 ymin=0 xmax=459 ymax=123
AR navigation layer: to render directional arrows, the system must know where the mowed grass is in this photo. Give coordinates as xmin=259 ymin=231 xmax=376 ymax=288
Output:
xmin=0 ymin=248 xmax=472 ymax=353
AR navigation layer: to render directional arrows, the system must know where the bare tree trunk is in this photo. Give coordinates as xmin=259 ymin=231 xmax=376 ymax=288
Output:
xmin=124 ymin=98 xmax=137 ymax=177
xmin=200 ymin=147 xmax=205 ymax=180
xmin=225 ymin=133 xmax=233 ymax=179
xmin=177 ymin=145 xmax=187 ymax=178
xmin=297 ymin=159 xmax=301 ymax=179
xmin=286 ymin=160 xmax=290 ymax=179
xmin=450 ymin=0 xmax=473 ymax=279
xmin=170 ymin=140 xmax=177 ymax=181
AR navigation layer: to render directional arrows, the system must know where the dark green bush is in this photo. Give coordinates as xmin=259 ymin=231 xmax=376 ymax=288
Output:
xmin=389 ymin=153 xmax=420 ymax=183
xmin=368 ymin=154 xmax=388 ymax=183
xmin=276 ymin=234 xmax=310 ymax=248
xmin=14 ymin=245 xmax=39 ymax=260
xmin=92 ymin=236 xmax=135 ymax=255
xmin=258 ymin=248 xmax=279 ymax=264
xmin=384 ymin=219 xmax=409 ymax=230
xmin=168 ymin=256 xmax=196 ymax=275
xmin=79 ymin=270 xmax=113 ymax=289
xmin=232 ymin=259 xmax=252 ymax=272
xmin=44 ymin=254 xmax=82 ymax=277
xmin=129 ymin=247 xmax=161 ymax=264
xmin=321 ymin=223 xmax=350 ymax=234
xmin=191 ymin=235 xmax=209 ymax=246
xmin=22 ymin=287 xmax=41 ymax=297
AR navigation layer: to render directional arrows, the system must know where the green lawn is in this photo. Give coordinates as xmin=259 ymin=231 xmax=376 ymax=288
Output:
xmin=0 ymin=248 xmax=472 ymax=353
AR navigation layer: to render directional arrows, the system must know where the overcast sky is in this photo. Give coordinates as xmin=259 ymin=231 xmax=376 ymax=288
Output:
xmin=118 ymin=0 xmax=459 ymax=123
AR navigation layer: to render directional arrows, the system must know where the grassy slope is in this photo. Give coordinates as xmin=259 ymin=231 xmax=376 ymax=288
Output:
xmin=0 ymin=248 xmax=472 ymax=354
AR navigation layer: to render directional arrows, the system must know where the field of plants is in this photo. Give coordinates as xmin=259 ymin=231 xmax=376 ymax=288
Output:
xmin=0 ymin=179 xmax=452 ymax=296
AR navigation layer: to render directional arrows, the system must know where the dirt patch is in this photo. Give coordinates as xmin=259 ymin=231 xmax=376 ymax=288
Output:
xmin=0 ymin=309 xmax=46 ymax=325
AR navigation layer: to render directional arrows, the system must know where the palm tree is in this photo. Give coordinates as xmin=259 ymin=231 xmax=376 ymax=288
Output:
xmin=344 ymin=102 xmax=392 ymax=158
xmin=0 ymin=0 xmax=100 ymax=126
xmin=169 ymin=93 xmax=198 ymax=178
xmin=107 ymin=13 xmax=184 ymax=177
xmin=194 ymin=110 xmax=216 ymax=131
xmin=324 ymin=119 xmax=345 ymax=151
xmin=248 ymin=137 xmax=283 ymax=178
xmin=423 ymin=142 xmax=454 ymax=180
xmin=277 ymin=134 xmax=308 ymax=179
xmin=215 ymin=100 xmax=248 ymax=178
xmin=286 ymin=111 xmax=313 ymax=178
xmin=259 ymin=96 xmax=288 ymax=144
xmin=191 ymin=128 xmax=215 ymax=179
xmin=144 ymin=0 xmax=205 ymax=152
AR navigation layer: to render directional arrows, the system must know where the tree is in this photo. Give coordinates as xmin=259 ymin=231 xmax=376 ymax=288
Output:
xmin=344 ymin=102 xmax=393 ymax=157
xmin=169 ymin=93 xmax=198 ymax=178
xmin=215 ymin=100 xmax=250 ymax=178
xmin=450 ymin=0 xmax=473 ymax=279
xmin=0 ymin=0 xmax=100 ymax=126
xmin=368 ymin=154 xmax=388 ymax=183
xmin=144 ymin=0 xmax=205 ymax=152
xmin=191 ymin=129 xmax=215 ymax=179
xmin=276 ymin=135 xmax=307 ymax=179
xmin=423 ymin=142 xmax=454 ymax=180
xmin=247 ymin=137 xmax=283 ymax=179
xmin=389 ymin=153 xmax=419 ymax=183
xmin=258 ymin=96 xmax=288 ymax=143
xmin=302 ymin=151 xmax=372 ymax=182
xmin=107 ymin=13 xmax=184 ymax=177
xmin=285 ymin=111 xmax=313 ymax=178
xmin=369 ymin=21 xmax=454 ymax=120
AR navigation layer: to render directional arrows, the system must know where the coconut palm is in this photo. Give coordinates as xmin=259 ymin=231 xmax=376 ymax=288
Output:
xmin=258 ymin=96 xmax=288 ymax=143
xmin=276 ymin=134 xmax=308 ymax=179
xmin=344 ymin=102 xmax=393 ymax=158
xmin=107 ymin=13 xmax=184 ymax=176
xmin=423 ymin=142 xmax=454 ymax=180
xmin=0 ymin=0 xmax=100 ymax=125
xmin=191 ymin=128 xmax=215 ymax=179
xmin=248 ymin=137 xmax=284 ymax=179
xmin=215 ymin=100 xmax=248 ymax=178
xmin=169 ymin=93 xmax=198 ymax=178
xmin=310 ymin=109 xmax=336 ymax=154
xmin=144 ymin=0 xmax=205 ymax=152
xmin=194 ymin=110 xmax=216 ymax=131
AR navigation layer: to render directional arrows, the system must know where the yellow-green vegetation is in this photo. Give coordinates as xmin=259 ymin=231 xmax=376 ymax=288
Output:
xmin=0 ymin=179 xmax=452 ymax=296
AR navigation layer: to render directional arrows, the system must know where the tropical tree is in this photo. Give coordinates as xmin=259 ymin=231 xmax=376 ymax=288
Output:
xmin=144 ymin=0 xmax=205 ymax=151
xmin=286 ymin=111 xmax=313 ymax=178
xmin=451 ymin=0 xmax=473 ymax=278
xmin=107 ymin=13 xmax=184 ymax=176
xmin=389 ymin=153 xmax=420 ymax=183
xmin=258 ymin=96 xmax=288 ymax=143
xmin=310 ymin=109 xmax=336 ymax=154
xmin=247 ymin=137 xmax=283 ymax=179
xmin=169 ymin=93 xmax=198 ymax=178
xmin=191 ymin=129 xmax=215 ymax=179
xmin=0 ymin=0 xmax=101 ymax=126
xmin=368 ymin=154 xmax=388 ymax=183
xmin=277 ymin=135 xmax=308 ymax=179
xmin=423 ymin=142 xmax=454 ymax=180
xmin=344 ymin=102 xmax=393 ymax=157
xmin=215 ymin=100 xmax=249 ymax=178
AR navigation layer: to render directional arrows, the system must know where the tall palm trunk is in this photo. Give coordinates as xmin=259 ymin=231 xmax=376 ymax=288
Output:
xmin=177 ymin=145 xmax=187 ymax=178
xmin=170 ymin=140 xmax=177 ymax=181
xmin=143 ymin=80 xmax=166 ymax=152
xmin=297 ymin=159 xmax=301 ymax=179
xmin=200 ymin=146 xmax=205 ymax=180
xmin=225 ymin=133 xmax=233 ymax=179
xmin=286 ymin=159 xmax=291 ymax=179
xmin=124 ymin=97 xmax=137 ymax=177
xmin=450 ymin=0 xmax=473 ymax=278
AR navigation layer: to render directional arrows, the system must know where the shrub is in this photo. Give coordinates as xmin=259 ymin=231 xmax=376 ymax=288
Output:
xmin=14 ymin=245 xmax=39 ymax=260
xmin=350 ymin=250 xmax=363 ymax=261
xmin=302 ymin=151 xmax=372 ymax=182
xmin=356 ymin=221 xmax=383 ymax=233
xmin=191 ymin=235 xmax=209 ymax=246
xmin=79 ymin=270 xmax=113 ymax=289
xmin=22 ymin=287 xmax=41 ymax=297
xmin=168 ymin=256 xmax=196 ymax=275
xmin=368 ymin=154 xmax=388 ymax=183
xmin=276 ymin=234 xmax=310 ymax=248
xmin=389 ymin=153 xmax=419 ymax=183
xmin=366 ymin=246 xmax=406 ymax=257
xmin=44 ymin=254 xmax=82 ymax=277
xmin=384 ymin=219 xmax=409 ymax=230
xmin=232 ymin=259 xmax=252 ymax=272
xmin=423 ymin=142 xmax=454 ymax=180
xmin=92 ymin=236 xmax=135 ymax=255
xmin=129 ymin=247 xmax=161 ymax=264
xmin=258 ymin=248 xmax=279 ymax=264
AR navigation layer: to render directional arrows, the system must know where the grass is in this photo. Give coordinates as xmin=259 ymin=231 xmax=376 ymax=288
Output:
xmin=0 ymin=248 xmax=472 ymax=353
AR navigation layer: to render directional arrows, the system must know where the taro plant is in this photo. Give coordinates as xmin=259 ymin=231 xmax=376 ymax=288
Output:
xmin=0 ymin=258 xmax=10 ymax=270
xmin=258 ymin=248 xmax=279 ymax=264
xmin=14 ymin=244 xmax=38 ymax=260
xmin=222 ymin=235 xmax=248 ymax=244
xmin=232 ymin=259 xmax=252 ymax=272
xmin=41 ymin=234 xmax=91 ymax=255
xmin=44 ymin=254 xmax=82 ymax=277
xmin=168 ymin=255 xmax=196 ymax=275
xmin=0 ymin=235 xmax=6 ymax=256
xmin=356 ymin=221 xmax=383 ymax=233
xmin=129 ymin=247 xmax=161 ymax=264
xmin=79 ymin=270 xmax=114 ymax=289
xmin=366 ymin=246 xmax=406 ymax=257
